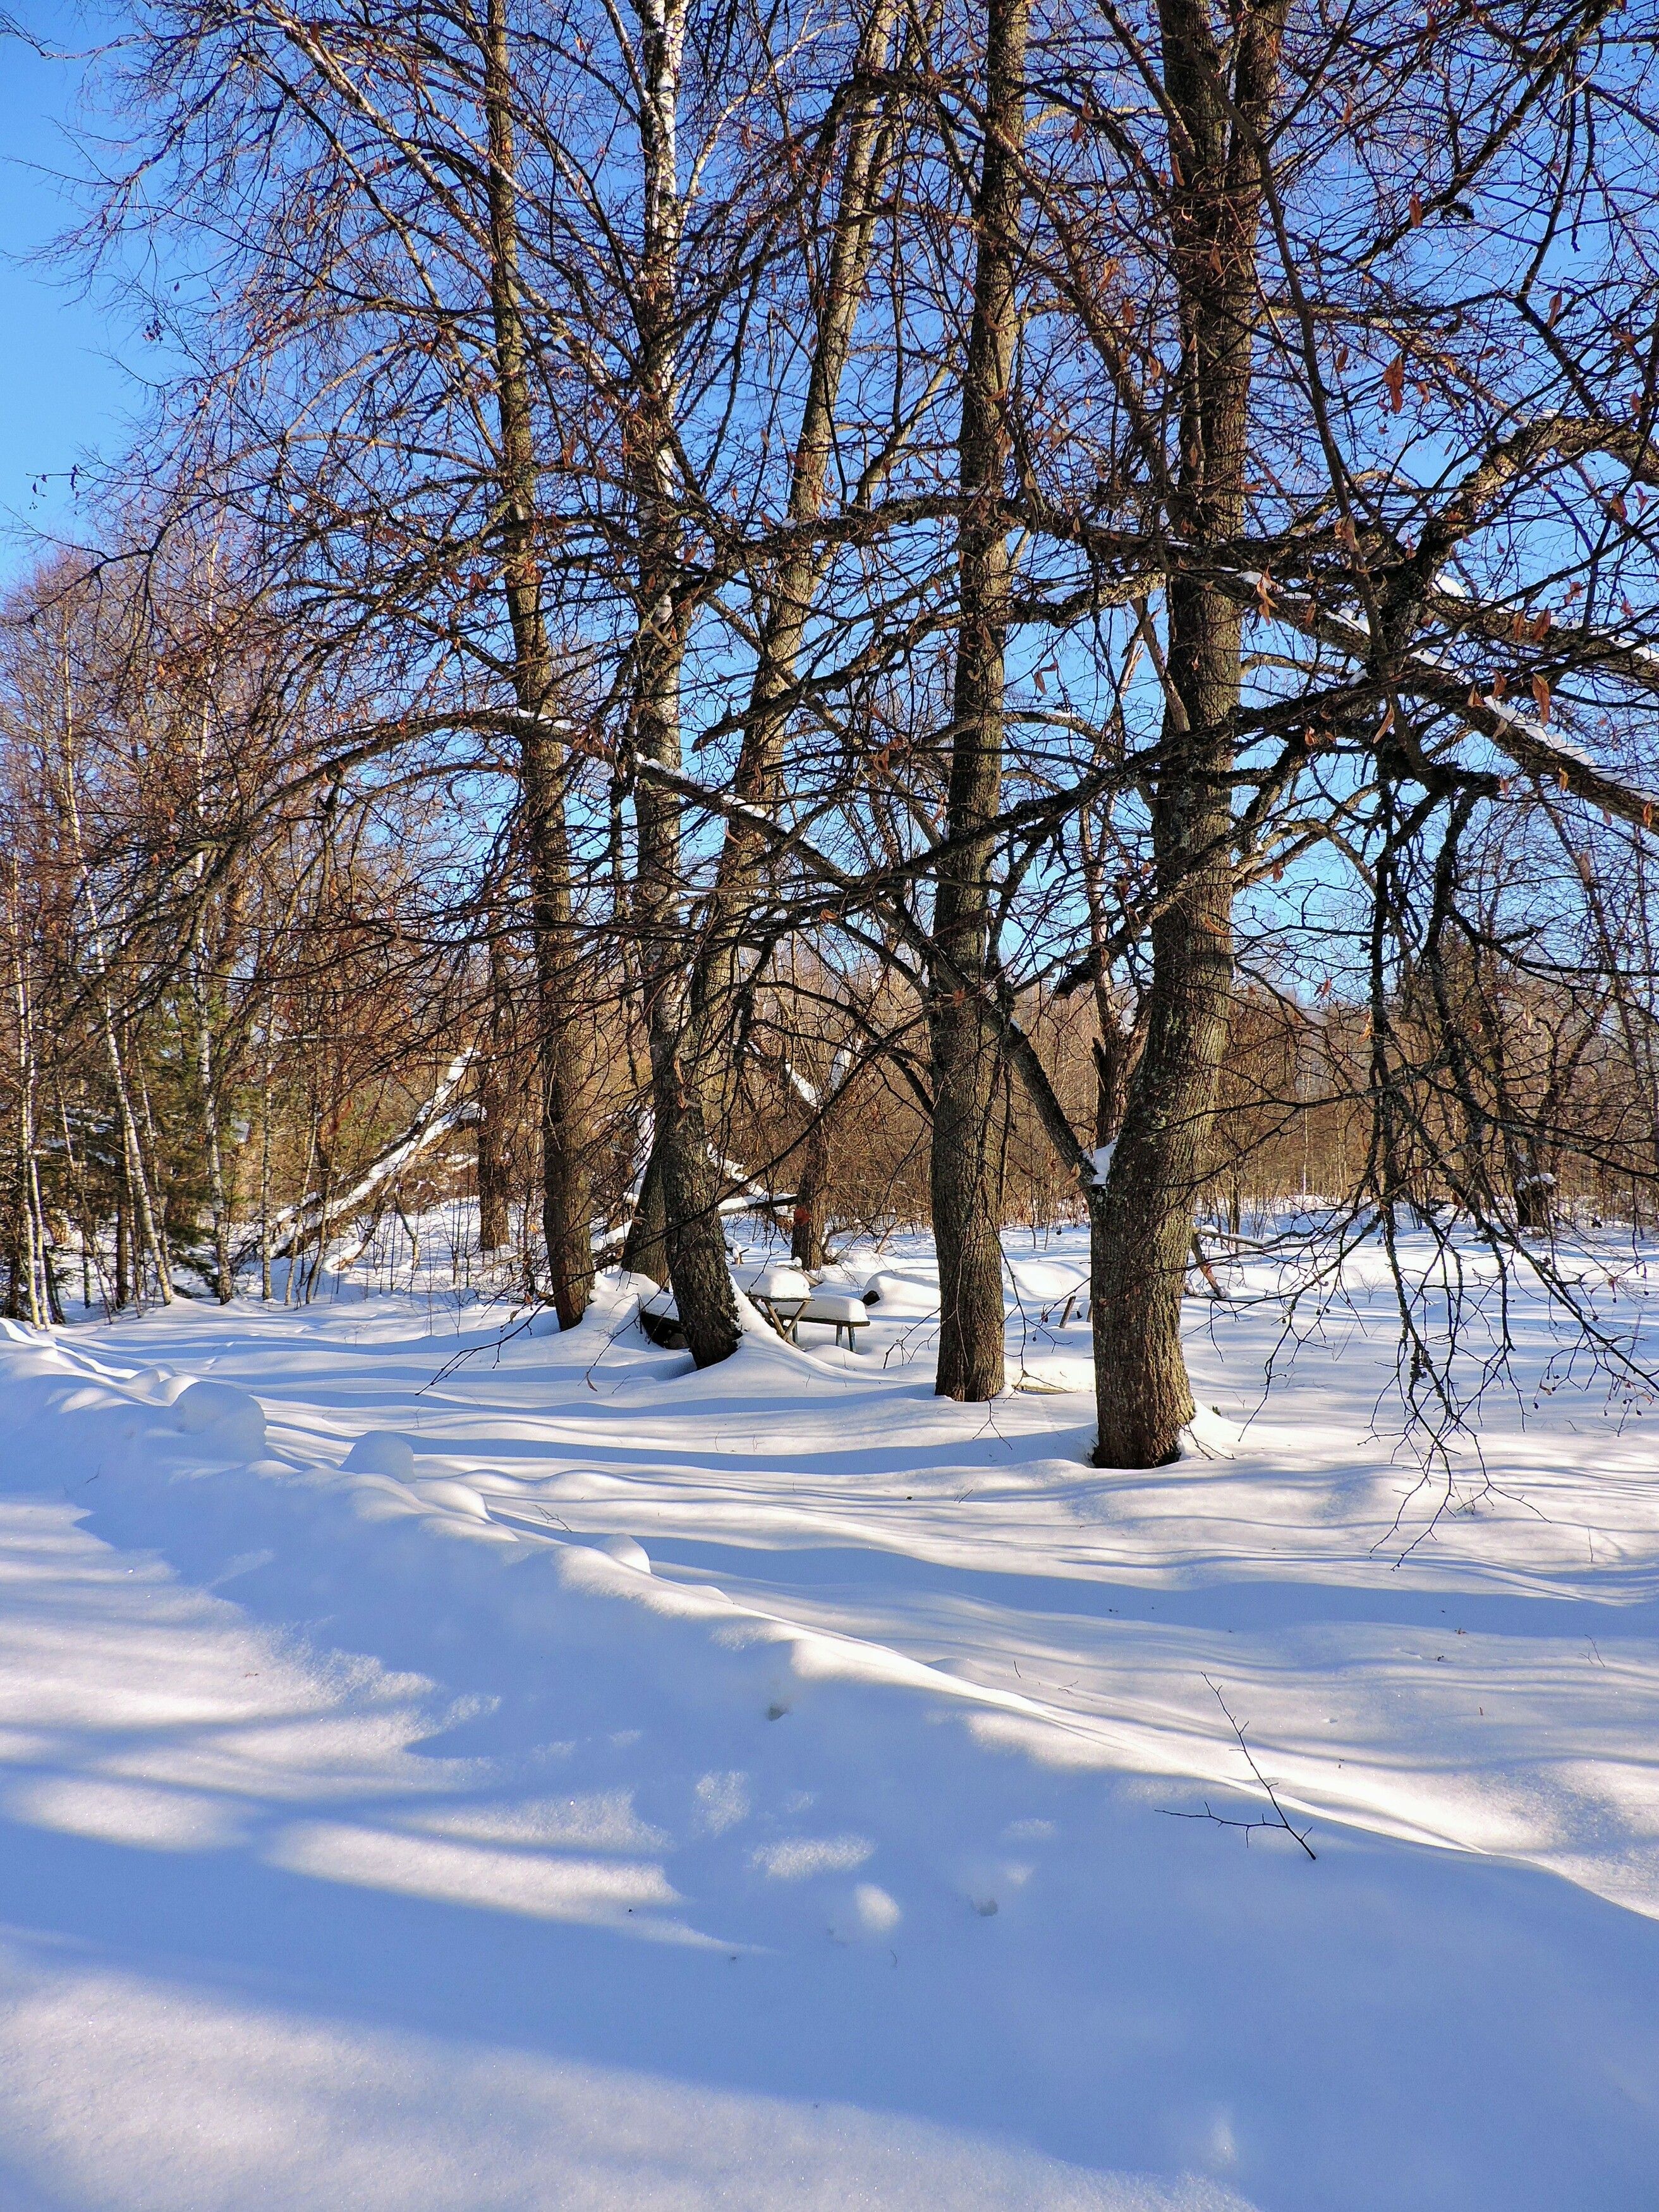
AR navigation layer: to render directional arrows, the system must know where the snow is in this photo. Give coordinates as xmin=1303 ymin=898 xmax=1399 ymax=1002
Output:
xmin=0 ymin=1229 xmax=1655 ymax=2206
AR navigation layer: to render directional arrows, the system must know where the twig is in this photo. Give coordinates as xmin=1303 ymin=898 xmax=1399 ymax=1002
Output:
xmin=1162 ymin=1676 xmax=1317 ymax=1860
xmin=420 ymin=1301 xmax=544 ymax=1392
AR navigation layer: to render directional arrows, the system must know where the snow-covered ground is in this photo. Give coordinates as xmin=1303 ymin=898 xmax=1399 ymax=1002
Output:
xmin=0 ymin=1227 xmax=1656 ymax=2208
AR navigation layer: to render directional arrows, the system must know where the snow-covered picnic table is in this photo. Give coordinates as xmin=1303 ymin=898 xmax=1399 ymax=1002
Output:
xmin=747 ymin=1265 xmax=869 ymax=1349
xmin=640 ymin=1271 xmax=870 ymax=1351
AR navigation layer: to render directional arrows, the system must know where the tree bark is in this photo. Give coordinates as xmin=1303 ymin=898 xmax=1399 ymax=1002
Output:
xmin=482 ymin=0 xmax=592 ymax=1328
xmin=930 ymin=0 xmax=1030 ymax=1401
xmin=1091 ymin=0 xmax=1285 ymax=1467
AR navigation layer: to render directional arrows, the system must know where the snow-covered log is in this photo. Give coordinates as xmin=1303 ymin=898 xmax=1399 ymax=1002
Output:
xmin=238 ymin=1048 xmax=475 ymax=1267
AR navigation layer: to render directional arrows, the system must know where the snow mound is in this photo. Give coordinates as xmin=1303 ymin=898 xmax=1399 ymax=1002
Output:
xmin=343 ymin=1432 xmax=417 ymax=1480
xmin=167 ymin=1380 xmax=266 ymax=1457
xmin=130 ymin=1368 xmax=192 ymax=1405
xmin=414 ymin=1478 xmax=491 ymax=1521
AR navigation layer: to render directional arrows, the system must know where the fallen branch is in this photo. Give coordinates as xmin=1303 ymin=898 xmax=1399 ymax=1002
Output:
xmin=237 ymin=1048 xmax=475 ymax=1267
xmin=1162 ymin=1676 xmax=1317 ymax=1859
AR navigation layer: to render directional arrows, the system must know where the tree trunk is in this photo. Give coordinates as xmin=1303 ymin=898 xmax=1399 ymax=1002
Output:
xmin=1091 ymin=0 xmax=1285 ymax=1467
xmin=1091 ymin=825 xmax=1237 ymax=1461
xmin=628 ymin=0 xmax=741 ymax=1368
xmin=1509 ymin=1124 xmax=1554 ymax=1234
xmin=114 ymin=1177 xmax=131 ymax=1310
xmin=628 ymin=0 xmax=899 ymax=1301
xmin=32 ymin=1158 xmax=63 ymax=1325
xmin=483 ymin=0 xmax=592 ymax=1328
xmin=9 ymin=911 xmax=41 ymax=1328
xmin=791 ymin=1115 xmax=832 ymax=1270
xmin=106 ymin=1018 xmax=172 ymax=1306
xmin=477 ymin=922 xmax=513 ymax=1253
xmin=258 ymin=1057 xmax=275 ymax=1300
xmin=621 ymin=1138 xmax=671 ymax=1285
xmin=193 ymin=906 xmax=236 ymax=1302
xmin=477 ymin=1112 xmax=510 ymax=1253
xmin=930 ymin=0 xmax=1030 ymax=1401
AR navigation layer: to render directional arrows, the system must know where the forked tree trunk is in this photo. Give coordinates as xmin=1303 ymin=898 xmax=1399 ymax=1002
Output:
xmin=483 ymin=0 xmax=592 ymax=1328
xmin=930 ymin=0 xmax=1030 ymax=1401
xmin=1090 ymin=0 xmax=1286 ymax=1466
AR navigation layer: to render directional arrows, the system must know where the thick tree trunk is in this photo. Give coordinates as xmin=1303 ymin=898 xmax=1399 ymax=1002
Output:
xmin=1091 ymin=772 xmax=1236 ymax=1461
xmin=1510 ymin=1142 xmax=1553 ymax=1235
xmin=483 ymin=0 xmax=592 ymax=1328
xmin=635 ymin=729 xmax=738 ymax=1357
xmin=1091 ymin=0 xmax=1285 ymax=1467
xmin=635 ymin=636 xmax=739 ymax=1353
xmin=930 ymin=0 xmax=1030 ymax=1401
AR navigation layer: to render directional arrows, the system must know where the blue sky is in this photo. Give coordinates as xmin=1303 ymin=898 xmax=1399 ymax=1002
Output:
xmin=0 ymin=7 xmax=143 ymax=583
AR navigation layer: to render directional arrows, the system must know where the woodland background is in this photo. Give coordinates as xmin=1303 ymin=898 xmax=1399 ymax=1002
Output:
xmin=3 ymin=0 xmax=1658 ymax=1462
